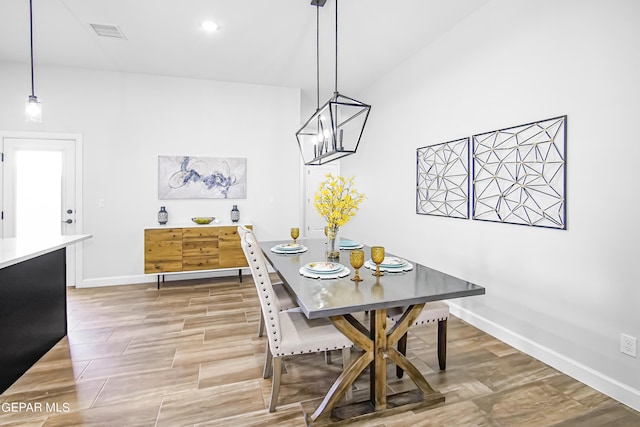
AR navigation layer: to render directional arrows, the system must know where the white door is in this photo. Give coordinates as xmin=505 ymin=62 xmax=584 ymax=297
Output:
xmin=2 ymin=135 xmax=80 ymax=286
xmin=305 ymin=163 xmax=339 ymax=238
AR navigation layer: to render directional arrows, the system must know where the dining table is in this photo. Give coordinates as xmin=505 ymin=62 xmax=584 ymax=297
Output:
xmin=260 ymin=238 xmax=485 ymax=425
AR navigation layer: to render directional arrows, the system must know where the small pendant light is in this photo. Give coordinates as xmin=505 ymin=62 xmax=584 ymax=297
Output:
xmin=25 ymin=0 xmax=42 ymax=123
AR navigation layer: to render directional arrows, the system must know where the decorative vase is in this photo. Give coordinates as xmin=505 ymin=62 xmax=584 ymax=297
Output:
xmin=157 ymin=206 xmax=168 ymax=225
xmin=230 ymin=205 xmax=240 ymax=223
xmin=326 ymin=226 xmax=340 ymax=260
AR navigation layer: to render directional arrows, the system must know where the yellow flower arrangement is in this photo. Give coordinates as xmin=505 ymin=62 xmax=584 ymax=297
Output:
xmin=314 ymin=174 xmax=365 ymax=232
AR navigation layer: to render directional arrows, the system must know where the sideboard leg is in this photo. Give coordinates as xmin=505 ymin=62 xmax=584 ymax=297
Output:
xmin=238 ymin=269 xmax=242 ymax=283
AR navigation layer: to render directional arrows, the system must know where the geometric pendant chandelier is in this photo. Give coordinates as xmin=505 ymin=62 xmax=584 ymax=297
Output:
xmin=296 ymin=0 xmax=370 ymax=165
xmin=296 ymin=93 xmax=371 ymax=165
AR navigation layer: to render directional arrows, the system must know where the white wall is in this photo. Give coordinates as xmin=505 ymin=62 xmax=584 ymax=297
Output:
xmin=2 ymin=0 xmax=638 ymax=411
xmin=0 ymin=63 xmax=301 ymax=285
xmin=342 ymin=0 xmax=640 ymax=410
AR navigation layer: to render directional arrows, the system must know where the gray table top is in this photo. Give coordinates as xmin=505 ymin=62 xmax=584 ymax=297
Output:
xmin=260 ymin=238 xmax=485 ymax=319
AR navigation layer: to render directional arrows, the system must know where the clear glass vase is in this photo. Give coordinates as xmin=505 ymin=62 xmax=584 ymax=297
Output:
xmin=326 ymin=226 xmax=340 ymax=260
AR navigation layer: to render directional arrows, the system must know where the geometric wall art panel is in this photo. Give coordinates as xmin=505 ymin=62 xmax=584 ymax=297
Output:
xmin=472 ymin=115 xmax=566 ymax=229
xmin=417 ymin=137 xmax=470 ymax=219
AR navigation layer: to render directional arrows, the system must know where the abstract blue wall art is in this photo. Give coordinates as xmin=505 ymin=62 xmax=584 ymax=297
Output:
xmin=416 ymin=137 xmax=470 ymax=219
xmin=158 ymin=156 xmax=247 ymax=199
xmin=472 ymin=116 xmax=566 ymax=229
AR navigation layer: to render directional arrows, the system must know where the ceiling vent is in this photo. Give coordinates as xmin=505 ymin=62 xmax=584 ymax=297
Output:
xmin=89 ymin=23 xmax=126 ymax=39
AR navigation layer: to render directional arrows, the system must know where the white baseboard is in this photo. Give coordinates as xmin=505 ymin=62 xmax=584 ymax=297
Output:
xmin=78 ymin=268 xmax=250 ymax=288
xmin=447 ymin=301 xmax=640 ymax=412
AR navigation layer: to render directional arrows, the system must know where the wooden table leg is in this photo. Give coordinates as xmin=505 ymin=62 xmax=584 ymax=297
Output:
xmin=386 ymin=303 xmax=443 ymax=398
xmin=308 ymin=304 xmax=444 ymax=425
xmin=310 ymin=314 xmax=372 ymax=422
xmin=372 ymin=309 xmax=388 ymax=410
xmin=387 ymin=304 xmax=425 ymax=347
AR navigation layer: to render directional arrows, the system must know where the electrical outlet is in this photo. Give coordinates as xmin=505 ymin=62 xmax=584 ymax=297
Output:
xmin=620 ymin=333 xmax=637 ymax=358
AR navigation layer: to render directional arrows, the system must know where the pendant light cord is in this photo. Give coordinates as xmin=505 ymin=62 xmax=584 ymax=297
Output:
xmin=29 ymin=0 xmax=35 ymax=97
xmin=316 ymin=4 xmax=320 ymax=111
xmin=334 ymin=0 xmax=338 ymax=95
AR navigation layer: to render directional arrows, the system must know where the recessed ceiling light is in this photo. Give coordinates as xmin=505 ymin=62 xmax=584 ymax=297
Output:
xmin=201 ymin=20 xmax=218 ymax=33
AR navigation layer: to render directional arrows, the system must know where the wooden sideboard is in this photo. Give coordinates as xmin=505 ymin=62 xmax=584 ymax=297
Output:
xmin=144 ymin=224 xmax=252 ymax=288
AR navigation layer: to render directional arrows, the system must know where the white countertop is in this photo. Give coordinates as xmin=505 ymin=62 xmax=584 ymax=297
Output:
xmin=0 ymin=234 xmax=92 ymax=269
xmin=145 ymin=220 xmax=252 ymax=229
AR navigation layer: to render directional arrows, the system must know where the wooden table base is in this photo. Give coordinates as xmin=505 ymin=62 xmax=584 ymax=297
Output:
xmin=304 ymin=304 xmax=445 ymax=425
xmin=302 ymin=389 xmax=444 ymax=426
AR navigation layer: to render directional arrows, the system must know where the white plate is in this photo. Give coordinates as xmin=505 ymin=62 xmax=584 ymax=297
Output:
xmin=274 ymin=243 xmax=303 ymax=251
xmin=379 ymin=257 xmax=407 ymax=268
xmin=299 ymin=266 xmax=351 ymax=279
xmin=339 ymin=239 xmax=361 ymax=247
xmin=270 ymin=245 xmax=307 ymax=254
xmin=364 ymin=260 xmax=413 ymax=272
xmin=340 ymin=243 xmax=364 ymax=250
xmin=304 ymin=262 xmax=343 ymax=274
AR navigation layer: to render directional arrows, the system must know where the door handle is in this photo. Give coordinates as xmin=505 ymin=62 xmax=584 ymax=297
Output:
xmin=62 ymin=219 xmax=73 ymax=224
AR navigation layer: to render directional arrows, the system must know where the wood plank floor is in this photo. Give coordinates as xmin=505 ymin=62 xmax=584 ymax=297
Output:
xmin=1 ymin=275 xmax=639 ymax=426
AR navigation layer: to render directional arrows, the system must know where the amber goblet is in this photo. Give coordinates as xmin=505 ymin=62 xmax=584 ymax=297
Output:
xmin=290 ymin=227 xmax=300 ymax=244
xmin=350 ymin=249 xmax=364 ymax=282
xmin=371 ymin=246 xmax=385 ymax=276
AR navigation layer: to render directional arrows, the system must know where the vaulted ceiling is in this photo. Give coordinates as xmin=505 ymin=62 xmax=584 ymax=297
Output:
xmin=0 ymin=0 xmax=490 ymax=103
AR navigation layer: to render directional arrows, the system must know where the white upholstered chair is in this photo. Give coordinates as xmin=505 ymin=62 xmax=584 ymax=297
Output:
xmin=257 ymin=284 xmax=297 ymax=336
xmin=238 ymin=226 xmax=353 ymax=412
xmin=237 ymin=226 xmax=298 ymax=337
xmin=387 ymin=301 xmax=449 ymax=377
